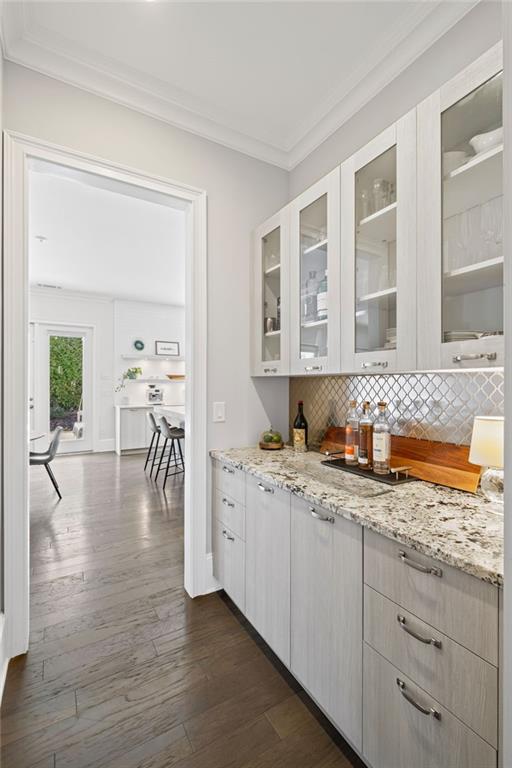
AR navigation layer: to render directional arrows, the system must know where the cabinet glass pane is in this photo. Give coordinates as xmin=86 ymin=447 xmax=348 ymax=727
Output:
xmin=300 ymin=195 xmax=328 ymax=359
xmin=441 ymin=72 xmax=503 ymax=343
xmin=262 ymin=226 xmax=281 ymax=362
xmin=355 ymin=146 xmax=397 ymax=354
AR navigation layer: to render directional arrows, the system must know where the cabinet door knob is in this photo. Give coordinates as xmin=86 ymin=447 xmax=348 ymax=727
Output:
xmin=309 ymin=506 xmax=335 ymax=524
xmin=361 ymin=361 xmax=388 ymax=369
xmin=397 ymin=615 xmax=442 ymax=648
xmin=222 ymin=529 xmax=235 ymax=541
xmin=398 ymin=549 xmax=442 ymax=577
xmin=452 ymin=353 xmax=497 ymax=363
xmin=396 ymin=679 xmax=441 ymax=720
xmin=257 ymin=482 xmax=274 ymax=494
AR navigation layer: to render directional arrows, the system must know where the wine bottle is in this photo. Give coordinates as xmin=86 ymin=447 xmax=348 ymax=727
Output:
xmin=358 ymin=401 xmax=373 ymax=470
xmin=373 ymin=401 xmax=391 ymax=475
xmin=293 ymin=401 xmax=308 ymax=453
xmin=344 ymin=400 xmax=359 ymax=465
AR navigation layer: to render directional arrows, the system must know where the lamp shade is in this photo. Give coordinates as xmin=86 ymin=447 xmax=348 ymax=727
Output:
xmin=468 ymin=416 xmax=504 ymax=469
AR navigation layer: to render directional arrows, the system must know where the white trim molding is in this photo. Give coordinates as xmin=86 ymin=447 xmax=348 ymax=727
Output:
xmin=2 ymin=132 xmax=210 ymax=683
xmin=0 ymin=1 xmax=478 ymax=170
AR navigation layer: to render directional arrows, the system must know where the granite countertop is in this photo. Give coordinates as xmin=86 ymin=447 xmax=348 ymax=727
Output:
xmin=210 ymin=446 xmax=504 ymax=587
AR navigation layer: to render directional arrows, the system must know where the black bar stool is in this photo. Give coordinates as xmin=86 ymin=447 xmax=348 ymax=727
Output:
xmin=145 ymin=412 xmax=162 ymax=477
xmin=155 ymin=416 xmax=184 ymax=489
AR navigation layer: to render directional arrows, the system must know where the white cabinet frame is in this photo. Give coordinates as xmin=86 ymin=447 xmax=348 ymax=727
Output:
xmin=289 ymin=168 xmax=341 ymax=375
xmin=417 ymin=42 xmax=503 ymax=370
xmin=341 ymin=112 xmax=417 ymax=373
xmin=251 ymin=208 xmax=290 ymax=376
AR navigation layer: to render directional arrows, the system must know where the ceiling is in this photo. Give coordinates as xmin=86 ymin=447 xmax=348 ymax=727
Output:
xmin=29 ymin=160 xmax=186 ymax=305
xmin=1 ymin=1 xmax=476 ymax=169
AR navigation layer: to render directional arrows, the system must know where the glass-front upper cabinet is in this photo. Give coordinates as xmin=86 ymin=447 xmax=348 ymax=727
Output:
xmin=418 ymin=43 xmax=503 ymax=369
xmin=290 ymin=168 xmax=341 ymax=375
xmin=252 ymin=208 xmax=289 ymax=376
xmin=340 ymin=112 xmax=416 ymax=373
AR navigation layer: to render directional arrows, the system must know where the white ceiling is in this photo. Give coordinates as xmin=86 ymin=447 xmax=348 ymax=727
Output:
xmin=29 ymin=160 xmax=186 ymax=305
xmin=1 ymin=1 xmax=476 ymax=169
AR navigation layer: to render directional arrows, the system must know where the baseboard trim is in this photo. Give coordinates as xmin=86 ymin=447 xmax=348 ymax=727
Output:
xmin=94 ymin=439 xmax=116 ymax=453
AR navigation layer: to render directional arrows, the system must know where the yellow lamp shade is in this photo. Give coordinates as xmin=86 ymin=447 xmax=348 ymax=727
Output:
xmin=468 ymin=416 xmax=504 ymax=469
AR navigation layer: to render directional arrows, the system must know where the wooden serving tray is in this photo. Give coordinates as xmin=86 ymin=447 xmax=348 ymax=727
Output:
xmin=319 ymin=427 xmax=481 ymax=493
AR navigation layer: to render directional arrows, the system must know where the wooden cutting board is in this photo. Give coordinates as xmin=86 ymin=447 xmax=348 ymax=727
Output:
xmin=319 ymin=427 xmax=481 ymax=493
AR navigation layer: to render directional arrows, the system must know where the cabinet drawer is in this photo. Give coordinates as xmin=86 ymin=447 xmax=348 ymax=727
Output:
xmin=363 ymin=643 xmax=496 ymax=768
xmin=213 ymin=489 xmax=245 ymax=541
xmin=213 ymin=520 xmax=245 ymax=613
xmin=364 ymin=529 xmax=499 ymax=664
xmin=213 ymin=461 xmax=245 ymax=505
xmin=364 ymin=585 xmax=498 ymax=747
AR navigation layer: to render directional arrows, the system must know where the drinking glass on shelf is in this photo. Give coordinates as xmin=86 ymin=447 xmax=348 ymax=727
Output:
xmin=359 ymin=189 xmax=371 ymax=220
xmin=372 ymin=178 xmax=389 ymax=213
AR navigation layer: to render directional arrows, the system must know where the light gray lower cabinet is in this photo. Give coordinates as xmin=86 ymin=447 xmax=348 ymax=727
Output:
xmin=212 ymin=519 xmax=245 ymax=613
xmin=245 ymin=475 xmax=291 ymax=666
xmin=290 ymin=495 xmax=363 ymax=751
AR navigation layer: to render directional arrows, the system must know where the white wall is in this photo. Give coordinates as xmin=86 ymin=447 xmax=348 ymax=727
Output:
xmin=289 ymin=1 xmax=503 ymax=198
xmin=4 ymin=62 xmax=291 ymax=456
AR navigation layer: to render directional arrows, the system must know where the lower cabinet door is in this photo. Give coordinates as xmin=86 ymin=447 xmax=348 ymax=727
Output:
xmin=213 ymin=520 xmax=245 ymax=613
xmin=363 ymin=643 xmax=496 ymax=768
xmin=121 ymin=408 xmax=149 ymax=450
xmin=290 ymin=496 xmax=363 ymax=750
xmin=245 ymin=475 xmax=291 ymax=666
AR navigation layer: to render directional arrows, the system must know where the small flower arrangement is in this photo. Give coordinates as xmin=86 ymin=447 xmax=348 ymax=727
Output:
xmin=115 ymin=367 xmax=142 ymax=392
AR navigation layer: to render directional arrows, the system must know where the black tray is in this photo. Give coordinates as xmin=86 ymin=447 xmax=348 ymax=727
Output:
xmin=321 ymin=457 xmax=419 ymax=486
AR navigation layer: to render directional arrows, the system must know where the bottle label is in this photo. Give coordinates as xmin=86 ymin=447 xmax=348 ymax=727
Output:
xmin=345 ymin=427 xmax=359 ymax=460
xmin=317 ymin=291 xmax=328 ymax=317
xmin=293 ymin=428 xmax=307 ymax=452
xmin=359 ymin=455 xmax=368 ymax=465
xmin=373 ymin=433 xmax=390 ymax=462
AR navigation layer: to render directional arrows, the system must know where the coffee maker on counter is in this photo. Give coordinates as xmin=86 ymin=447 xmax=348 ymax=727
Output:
xmin=146 ymin=384 xmax=163 ymax=404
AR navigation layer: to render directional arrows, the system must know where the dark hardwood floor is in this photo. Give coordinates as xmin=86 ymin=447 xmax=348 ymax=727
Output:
xmin=1 ymin=452 xmax=361 ymax=768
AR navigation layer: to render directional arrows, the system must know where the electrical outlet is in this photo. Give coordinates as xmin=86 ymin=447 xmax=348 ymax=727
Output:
xmin=213 ymin=402 xmax=226 ymax=423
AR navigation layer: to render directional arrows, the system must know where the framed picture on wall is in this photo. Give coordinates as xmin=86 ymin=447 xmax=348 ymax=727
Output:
xmin=155 ymin=340 xmax=180 ymax=357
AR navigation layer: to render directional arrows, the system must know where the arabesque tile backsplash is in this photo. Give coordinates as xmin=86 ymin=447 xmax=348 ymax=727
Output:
xmin=289 ymin=371 xmax=504 ymax=449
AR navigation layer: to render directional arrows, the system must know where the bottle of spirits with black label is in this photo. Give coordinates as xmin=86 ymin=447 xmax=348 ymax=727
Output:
xmin=373 ymin=401 xmax=391 ymax=474
xmin=293 ymin=401 xmax=308 ymax=453
xmin=358 ymin=401 xmax=373 ymax=470
xmin=344 ymin=400 xmax=359 ymax=465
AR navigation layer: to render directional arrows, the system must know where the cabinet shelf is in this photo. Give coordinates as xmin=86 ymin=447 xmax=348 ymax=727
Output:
xmin=358 ymin=202 xmax=397 ymax=242
xmin=127 ymin=378 xmax=185 ymax=383
xmin=303 ymin=238 xmax=328 ymax=255
xmin=301 ymin=318 xmax=328 ymax=329
xmin=357 ymin=286 xmax=397 ymax=303
xmin=443 ymin=144 xmax=503 ymax=219
xmin=264 ymin=263 xmax=281 ymax=276
xmin=443 ymin=256 xmax=503 ymax=297
xmin=121 ymin=354 xmax=184 ymax=362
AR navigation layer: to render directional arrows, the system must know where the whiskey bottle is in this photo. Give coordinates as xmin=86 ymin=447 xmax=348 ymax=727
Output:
xmin=358 ymin=401 xmax=373 ymax=470
xmin=373 ymin=401 xmax=391 ymax=475
xmin=344 ymin=400 xmax=359 ymax=465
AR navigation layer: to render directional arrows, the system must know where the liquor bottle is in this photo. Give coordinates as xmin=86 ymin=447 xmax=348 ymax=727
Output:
xmin=293 ymin=401 xmax=308 ymax=453
xmin=358 ymin=401 xmax=373 ymax=470
xmin=276 ymin=296 xmax=281 ymax=331
xmin=316 ymin=270 xmax=328 ymax=320
xmin=344 ymin=400 xmax=359 ymax=465
xmin=373 ymin=401 xmax=391 ymax=475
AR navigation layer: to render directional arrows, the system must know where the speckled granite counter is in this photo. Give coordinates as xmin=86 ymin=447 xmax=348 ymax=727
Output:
xmin=210 ymin=447 xmax=504 ymax=587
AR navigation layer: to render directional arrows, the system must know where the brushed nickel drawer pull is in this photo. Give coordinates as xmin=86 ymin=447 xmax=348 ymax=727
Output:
xmin=397 ymin=615 xmax=442 ymax=648
xmin=222 ymin=497 xmax=235 ymax=508
xmin=222 ymin=466 xmax=235 ymax=474
xmin=452 ymin=353 xmax=497 ymax=363
xmin=257 ymin=482 xmax=274 ymax=494
xmin=396 ymin=678 xmax=441 ymax=720
xmin=304 ymin=365 xmax=323 ymax=372
xmin=263 ymin=367 xmax=278 ymax=373
xmin=222 ymin=529 xmax=235 ymax=541
xmin=361 ymin=361 xmax=388 ymax=369
xmin=398 ymin=550 xmax=442 ymax=577
xmin=309 ymin=507 xmax=335 ymax=524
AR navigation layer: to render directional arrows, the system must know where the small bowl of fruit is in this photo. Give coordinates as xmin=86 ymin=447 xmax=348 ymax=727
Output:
xmin=259 ymin=426 xmax=284 ymax=450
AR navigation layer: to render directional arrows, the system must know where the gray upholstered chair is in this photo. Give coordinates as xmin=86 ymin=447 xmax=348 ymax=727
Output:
xmin=145 ymin=411 xmax=162 ymax=477
xmin=30 ymin=426 xmax=63 ymax=499
xmin=155 ymin=416 xmax=184 ymax=489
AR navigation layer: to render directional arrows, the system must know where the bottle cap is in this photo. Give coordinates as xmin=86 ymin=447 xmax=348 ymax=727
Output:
xmin=349 ymin=399 xmax=357 ymax=408
xmin=377 ymin=401 xmax=387 ymax=408
xmin=298 ymin=400 xmax=304 ymax=405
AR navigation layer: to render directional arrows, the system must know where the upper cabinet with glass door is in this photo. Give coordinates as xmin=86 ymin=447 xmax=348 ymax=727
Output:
xmin=341 ymin=112 xmax=417 ymax=373
xmin=252 ymin=209 xmax=289 ymax=376
xmin=289 ymin=168 xmax=341 ymax=375
xmin=418 ymin=43 xmax=503 ymax=369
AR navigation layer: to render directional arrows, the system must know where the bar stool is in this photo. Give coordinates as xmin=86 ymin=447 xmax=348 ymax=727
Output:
xmin=155 ymin=416 xmax=184 ymax=489
xmin=145 ymin=412 xmax=162 ymax=477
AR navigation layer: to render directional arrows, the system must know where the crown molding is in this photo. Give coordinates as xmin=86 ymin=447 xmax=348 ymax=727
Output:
xmin=1 ymin=1 xmax=479 ymax=171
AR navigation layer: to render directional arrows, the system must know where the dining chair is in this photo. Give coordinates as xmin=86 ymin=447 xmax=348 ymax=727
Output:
xmin=30 ymin=426 xmax=63 ymax=500
xmin=155 ymin=416 xmax=184 ymax=489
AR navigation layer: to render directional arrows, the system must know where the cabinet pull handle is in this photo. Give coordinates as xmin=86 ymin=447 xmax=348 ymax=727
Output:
xmin=396 ymin=678 xmax=441 ymax=720
xmin=263 ymin=367 xmax=278 ymax=373
xmin=222 ymin=529 xmax=235 ymax=541
xmin=361 ymin=361 xmax=388 ymax=369
xmin=309 ymin=507 xmax=335 ymax=524
xmin=304 ymin=365 xmax=323 ymax=372
xmin=452 ymin=353 xmax=497 ymax=363
xmin=222 ymin=466 xmax=235 ymax=474
xmin=257 ymin=482 xmax=274 ymax=494
xmin=398 ymin=550 xmax=442 ymax=577
xmin=222 ymin=497 xmax=235 ymax=508
xmin=397 ymin=615 xmax=442 ymax=648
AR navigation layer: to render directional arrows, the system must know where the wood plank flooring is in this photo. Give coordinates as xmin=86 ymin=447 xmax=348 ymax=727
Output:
xmin=1 ymin=452 xmax=363 ymax=768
